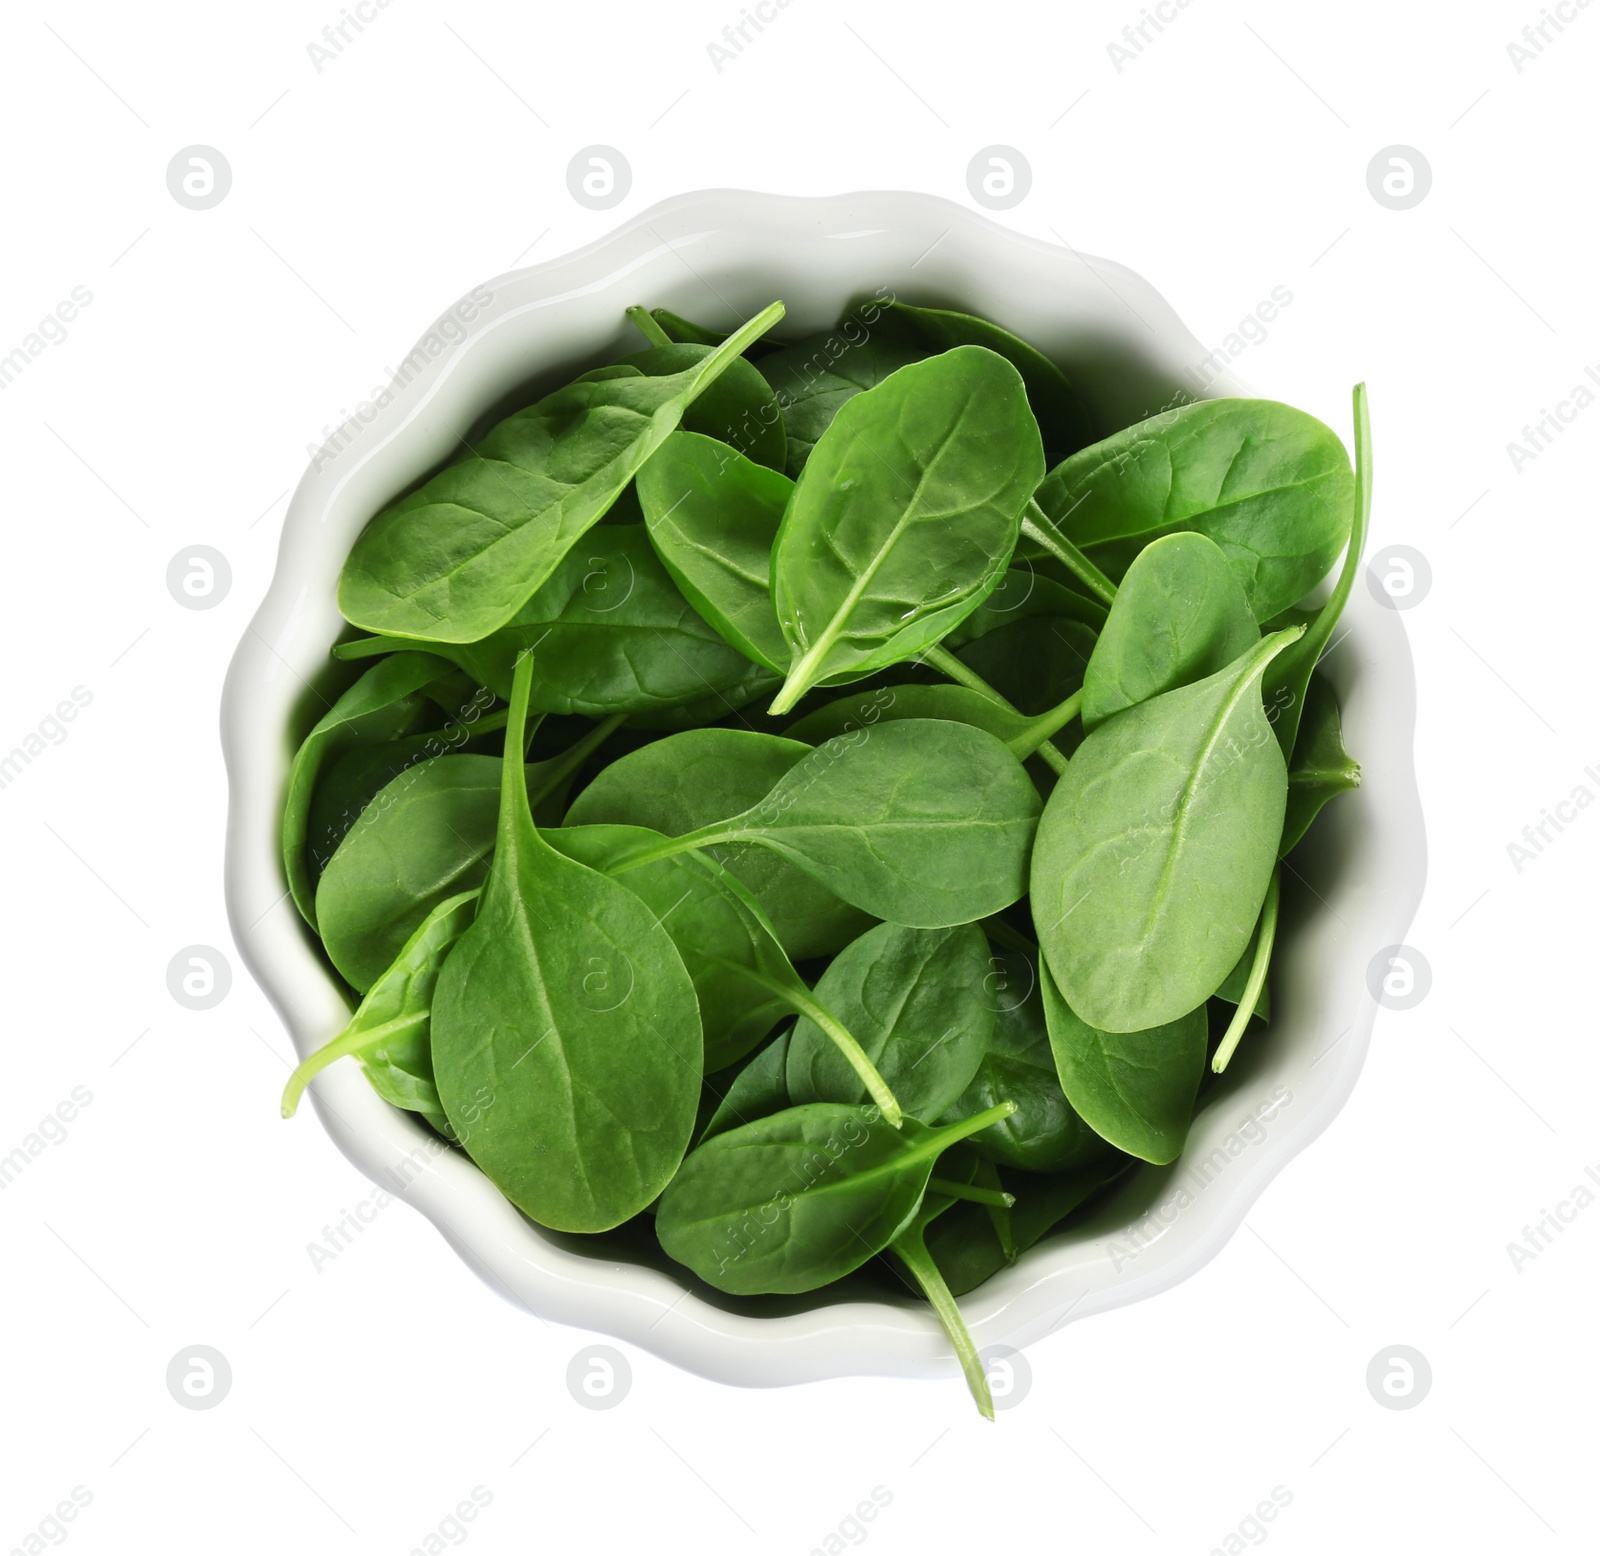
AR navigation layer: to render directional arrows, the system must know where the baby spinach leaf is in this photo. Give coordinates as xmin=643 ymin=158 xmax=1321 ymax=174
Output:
xmin=655 ymin=1100 xmax=1012 ymax=1295
xmin=756 ymin=332 xmax=926 ymax=476
xmin=610 ymin=719 xmax=1043 ymax=929
xmin=565 ymin=727 xmax=871 ymax=959
xmin=785 ymin=922 xmax=995 ymax=1120
xmin=701 ymin=1028 xmax=792 ymax=1142
xmin=280 ymin=889 xmax=480 ymax=1132
xmin=768 ymin=346 xmax=1043 ymax=713
xmin=315 ymin=717 xmax=621 ymax=991
xmin=546 ymin=823 xmax=792 ymax=1072
xmin=282 ymin=652 xmax=454 ymax=925
xmin=878 ymin=300 xmax=1095 ymax=460
xmin=943 ymin=567 xmax=1108 ymax=646
xmin=618 ymin=342 xmax=786 ymax=472
xmin=950 ymin=614 xmax=1098 ymax=720
xmin=1031 ymin=630 xmax=1300 ymax=1032
xmin=1263 ymin=383 xmax=1372 ymax=756
xmin=337 ymin=301 xmax=785 ymax=644
xmin=405 ymin=525 xmax=777 ymax=716
xmin=1081 ymin=532 xmax=1260 ymax=731
xmin=1034 ymin=398 xmax=1354 ymax=622
xmin=635 ymin=431 xmax=793 ymax=673
xmin=1039 ymin=956 xmax=1207 ymax=1164
xmin=304 ymin=692 xmax=505 ymax=875
xmin=650 ymin=307 xmax=727 ymax=347
xmin=926 ymin=1156 xmax=1134 ymax=1297
xmin=1280 ymin=671 xmax=1360 ymax=853
xmin=431 ymin=653 xmax=702 ymax=1234
xmin=943 ymin=949 xmax=1116 ymax=1173
xmin=782 ymin=683 xmax=1079 ymax=767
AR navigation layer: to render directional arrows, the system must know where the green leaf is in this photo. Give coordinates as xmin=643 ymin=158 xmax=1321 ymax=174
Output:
xmin=1081 ymin=532 xmax=1259 ymax=731
xmin=756 ymin=329 xmax=925 ymax=476
xmin=942 ymin=567 xmax=1108 ymax=645
xmin=431 ymin=654 xmax=702 ymax=1233
xmin=943 ymin=949 xmax=1119 ymax=1173
xmin=650 ymin=308 xmax=727 ymax=347
xmin=280 ymin=889 xmax=480 ymax=1131
xmin=337 ymin=301 xmax=785 ymax=644
xmin=1031 ymin=630 xmax=1299 ymax=1031
xmin=353 ymin=526 xmax=776 ymax=716
xmin=700 ymin=1028 xmax=792 ymax=1142
xmin=315 ymin=717 xmax=620 ymax=991
xmin=613 ymin=719 xmax=1043 ymax=929
xmin=768 ymin=346 xmax=1043 ymax=713
xmin=1039 ymin=956 xmax=1207 ymax=1164
xmin=617 ymin=342 xmax=786 ymax=472
xmin=547 ymin=823 xmax=792 ymax=1072
xmin=1263 ymin=383 xmax=1372 ymax=756
xmin=635 ymin=431 xmax=794 ymax=673
xmin=1280 ymin=671 xmax=1360 ymax=853
xmin=925 ymin=1157 xmax=1133 ymax=1296
xmin=1035 ymin=398 xmax=1354 ymax=623
xmin=878 ymin=300 xmax=1095 ymax=459
xmin=655 ymin=1101 xmax=1012 ymax=1295
xmin=281 ymin=653 xmax=455 ymax=925
xmin=781 ymin=683 xmax=1078 ymax=765
xmin=564 ymin=727 xmax=871 ymax=960
xmin=951 ymin=614 xmax=1098 ymax=721
xmin=786 ymin=922 xmax=995 ymax=1120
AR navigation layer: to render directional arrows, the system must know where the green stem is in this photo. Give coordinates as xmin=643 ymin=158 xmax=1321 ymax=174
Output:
xmin=332 ymin=635 xmax=400 ymax=661
xmin=891 ymin=1227 xmax=995 ymax=1420
xmin=413 ymin=707 xmax=508 ymax=744
xmin=713 ymin=961 xmax=905 ymax=1128
xmin=1011 ymin=689 xmax=1082 ymax=760
xmin=929 ymin=1177 xmax=1016 ymax=1208
xmin=625 ymin=304 xmax=674 ymax=349
xmin=974 ymin=1159 xmax=1018 ymax=1262
xmin=603 ymin=824 xmax=732 ymax=877
xmin=1212 ymin=868 xmax=1281 ymax=1074
xmin=1021 ymin=499 xmax=1118 ymax=606
xmin=527 ymin=713 xmax=626 ymax=804
xmin=923 ymin=646 xmax=1071 ymax=778
xmin=280 ymin=1013 xmax=423 ymax=1118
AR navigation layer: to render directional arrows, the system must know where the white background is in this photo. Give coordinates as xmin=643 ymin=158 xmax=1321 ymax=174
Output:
xmin=2 ymin=1 xmax=1595 ymax=1551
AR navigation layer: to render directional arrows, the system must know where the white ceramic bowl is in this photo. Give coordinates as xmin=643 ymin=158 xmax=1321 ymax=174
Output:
xmin=222 ymin=190 xmax=1424 ymax=1387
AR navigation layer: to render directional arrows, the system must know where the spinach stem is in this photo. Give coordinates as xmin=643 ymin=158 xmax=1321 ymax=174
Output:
xmin=715 ymin=962 xmax=905 ymax=1128
xmin=1011 ymin=690 xmax=1082 ymax=759
xmin=603 ymin=826 xmax=728 ymax=876
xmin=332 ymin=635 xmax=400 ymax=661
xmin=1021 ymin=499 xmax=1118 ymax=605
xmin=922 ymin=646 xmax=1071 ymax=777
xmin=929 ymin=1177 xmax=1016 ymax=1208
xmin=975 ymin=1159 xmax=1019 ymax=1262
xmin=1211 ymin=868 xmax=1282 ymax=1074
xmin=280 ymin=1013 xmax=423 ymax=1118
xmin=528 ymin=713 xmax=627 ymax=804
xmin=890 ymin=1228 xmax=995 ymax=1420
xmin=410 ymin=708 xmax=509 ymax=745
xmin=625 ymin=304 xmax=674 ymax=349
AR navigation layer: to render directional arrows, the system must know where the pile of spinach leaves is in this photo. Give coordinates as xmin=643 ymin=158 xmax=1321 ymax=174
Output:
xmin=281 ymin=292 xmax=1368 ymax=1417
